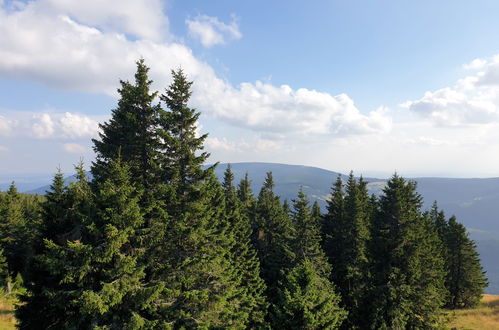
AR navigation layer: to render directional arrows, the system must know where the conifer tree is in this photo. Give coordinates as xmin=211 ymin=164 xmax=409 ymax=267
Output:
xmin=369 ymin=175 xmax=446 ymax=329
xmin=291 ymin=188 xmax=330 ymax=276
xmin=0 ymin=183 xmax=32 ymax=277
xmin=222 ymin=165 xmax=267 ymax=326
xmin=427 ymin=202 xmax=451 ymax=305
xmin=19 ymin=161 xmax=164 ymax=328
xmin=92 ymin=59 xmax=161 ymax=192
xmin=17 ymin=166 xmax=94 ymax=328
xmin=237 ymin=172 xmax=256 ymax=228
xmin=253 ymin=172 xmax=295 ymax=303
xmin=273 ymin=260 xmax=346 ymax=329
xmin=158 ymin=68 xmax=209 ymax=212
xmin=273 ymin=189 xmax=346 ymax=329
xmin=445 ymin=216 xmax=488 ymax=308
xmin=311 ymin=201 xmax=322 ymax=224
xmin=332 ymin=173 xmax=372 ymax=329
xmin=322 ymin=175 xmax=345 ymax=270
xmin=150 ymin=70 xmax=248 ymax=327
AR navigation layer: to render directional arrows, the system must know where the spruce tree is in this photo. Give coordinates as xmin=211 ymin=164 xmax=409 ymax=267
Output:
xmin=273 ymin=260 xmax=346 ymax=329
xmin=222 ymin=165 xmax=267 ymax=327
xmin=17 ymin=166 xmax=94 ymax=329
xmin=253 ymin=172 xmax=295 ymax=303
xmin=151 ymin=70 xmax=248 ymax=327
xmin=369 ymin=175 xmax=446 ymax=329
xmin=273 ymin=189 xmax=345 ymax=329
xmin=335 ymin=174 xmax=372 ymax=329
xmin=291 ymin=188 xmax=330 ymax=276
xmin=158 ymin=68 xmax=209 ymax=212
xmin=322 ymin=175 xmax=345 ymax=272
xmin=92 ymin=59 xmax=161 ymax=192
xmin=237 ymin=173 xmax=257 ymax=230
xmin=446 ymin=216 xmax=488 ymax=308
xmin=0 ymin=183 xmax=32 ymax=278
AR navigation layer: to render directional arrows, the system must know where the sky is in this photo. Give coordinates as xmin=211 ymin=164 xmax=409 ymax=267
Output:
xmin=3 ymin=0 xmax=499 ymax=180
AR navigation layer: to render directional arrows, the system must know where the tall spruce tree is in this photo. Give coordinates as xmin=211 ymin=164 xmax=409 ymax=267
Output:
xmin=291 ymin=188 xmax=330 ymax=276
xmin=158 ymin=68 xmax=209 ymax=212
xmin=149 ymin=70 xmax=248 ymax=327
xmin=332 ymin=173 xmax=372 ymax=329
xmin=253 ymin=172 xmax=295 ymax=304
xmin=322 ymin=175 xmax=345 ymax=271
xmin=445 ymin=216 xmax=488 ymax=308
xmin=222 ymin=165 xmax=267 ymax=327
xmin=92 ymin=59 xmax=161 ymax=193
xmin=369 ymin=175 xmax=446 ymax=329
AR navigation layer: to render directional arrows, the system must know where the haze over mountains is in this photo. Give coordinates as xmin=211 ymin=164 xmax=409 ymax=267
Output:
xmin=4 ymin=162 xmax=499 ymax=293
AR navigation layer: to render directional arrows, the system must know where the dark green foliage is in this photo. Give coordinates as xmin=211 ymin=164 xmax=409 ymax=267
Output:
xmin=149 ymin=70 xmax=250 ymax=327
xmin=253 ymin=172 xmax=295 ymax=302
xmin=0 ymin=183 xmax=38 ymax=277
xmin=158 ymin=68 xmax=209 ymax=210
xmin=222 ymin=165 xmax=267 ymax=327
xmin=17 ymin=166 xmax=94 ymax=329
xmin=19 ymin=161 xmax=163 ymax=329
xmin=445 ymin=216 xmax=488 ymax=308
xmin=75 ymin=159 xmax=162 ymax=328
xmin=273 ymin=260 xmax=346 ymax=330
xmin=369 ymin=175 xmax=446 ymax=329
xmin=92 ymin=59 xmax=161 ymax=192
xmin=323 ymin=173 xmax=372 ymax=329
xmin=292 ymin=188 xmax=330 ymax=276
xmin=273 ymin=189 xmax=345 ymax=329
xmin=11 ymin=60 xmax=491 ymax=329
xmin=322 ymin=175 xmax=344 ymax=270
xmin=154 ymin=170 xmax=246 ymax=328
xmin=427 ymin=203 xmax=488 ymax=309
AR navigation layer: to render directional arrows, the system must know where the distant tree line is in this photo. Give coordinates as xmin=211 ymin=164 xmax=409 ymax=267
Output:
xmin=0 ymin=60 xmax=487 ymax=329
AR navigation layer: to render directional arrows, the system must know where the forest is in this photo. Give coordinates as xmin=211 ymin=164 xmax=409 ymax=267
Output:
xmin=0 ymin=60 xmax=488 ymax=329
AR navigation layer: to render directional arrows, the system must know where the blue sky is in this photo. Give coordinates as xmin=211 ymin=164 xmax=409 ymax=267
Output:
xmin=2 ymin=0 xmax=499 ymax=181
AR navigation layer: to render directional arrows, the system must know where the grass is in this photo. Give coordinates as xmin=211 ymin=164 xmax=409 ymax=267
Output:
xmin=447 ymin=294 xmax=499 ymax=329
xmin=0 ymin=293 xmax=494 ymax=329
xmin=0 ymin=295 xmax=16 ymax=330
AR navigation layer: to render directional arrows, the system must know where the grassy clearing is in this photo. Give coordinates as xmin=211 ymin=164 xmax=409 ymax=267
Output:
xmin=0 ymin=295 xmax=15 ymax=330
xmin=447 ymin=294 xmax=499 ymax=329
xmin=0 ymin=293 xmax=495 ymax=329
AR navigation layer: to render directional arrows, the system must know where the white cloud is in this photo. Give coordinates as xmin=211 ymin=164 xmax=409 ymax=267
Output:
xmin=406 ymin=136 xmax=452 ymax=146
xmin=205 ymin=137 xmax=239 ymax=152
xmin=60 ymin=112 xmax=99 ymax=138
xmin=205 ymin=136 xmax=284 ymax=155
xmin=187 ymin=14 xmax=242 ymax=48
xmin=403 ymin=55 xmax=499 ymax=126
xmin=2 ymin=112 xmax=100 ymax=139
xmin=195 ymin=81 xmax=392 ymax=136
xmin=0 ymin=146 xmax=8 ymax=152
xmin=0 ymin=115 xmax=15 ymax=136
xmin=0 ymin=0 xmax=390 ymax=142
xmin=32 ymin=113 xmax=55 ymax=138
xmin=463 ymin=58 xmax=487 ymax=70
xmin=63 ymin=142 xmax=87 ymax=154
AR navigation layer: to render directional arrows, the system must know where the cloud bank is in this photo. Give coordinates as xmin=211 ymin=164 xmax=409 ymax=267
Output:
xmin=187 ymin=14 xmax=242 ymax=48
xmin=403 ymin=55 xmax=499 ymax=126
xmin=0 ymin=0 xmax=390 ymax=140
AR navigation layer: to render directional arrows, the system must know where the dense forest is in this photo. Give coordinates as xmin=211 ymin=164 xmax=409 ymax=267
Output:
xmin=0 ymin=60 xmax=487 ymax=329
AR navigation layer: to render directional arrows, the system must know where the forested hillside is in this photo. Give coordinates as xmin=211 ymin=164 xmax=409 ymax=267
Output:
xmin=0 ymin=61 xmax=488 ymax=329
